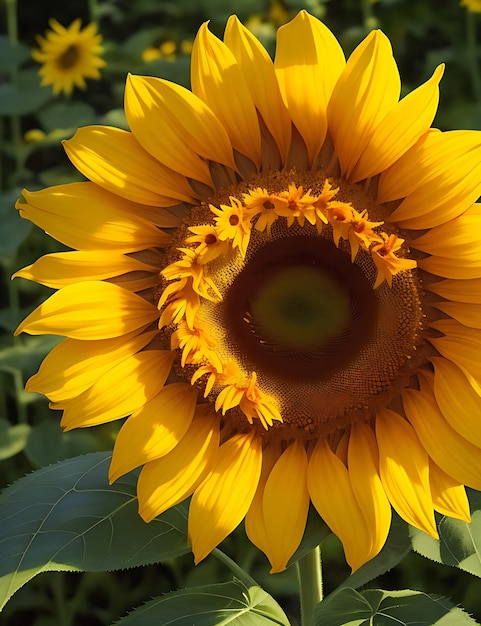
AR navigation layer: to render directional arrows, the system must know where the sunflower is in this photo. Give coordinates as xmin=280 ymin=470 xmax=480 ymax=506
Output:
xmin=460 ymin=0 xmax=481 ymax=12
xmin=15 ymin=11 xmax=481 ymax=573
xmin=32 ymin=18 xmax=105 ymax=96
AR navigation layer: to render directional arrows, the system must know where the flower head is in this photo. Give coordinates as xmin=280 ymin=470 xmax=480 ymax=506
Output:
xmin=460 ymin=0 xmax=481 ymax=12
xmin=15 ymin=11 xmax=481 ymax=575
xmin=32 ymin=19 xmax=105 ymax=95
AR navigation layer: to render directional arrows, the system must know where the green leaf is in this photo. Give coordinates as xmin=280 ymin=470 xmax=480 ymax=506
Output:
xmin=0 ymin=419 xmax=31 ymax=460
xmin=0 ymin=189 xmax=32 ymax=261
xmin=0 ymin=69 xmax=52 ymax=116
xmin=0 ymin=336 xmax=60 ymax=378
xmin=0 ymin=451 xmax=191 ymax=610
xmin=113 ymin=580 xmax=290 ymax=626
xmin=314 ymin=588 xmax=478 ymax=626
xmin=410 ymin=489 xmax=481 ymax=578
xmin=37 ymin=101 xmax=95 ymax=133
xmin=24 ymin=420 xmax=109 ymax=467
xmin=338 ymin=512 xmax=412 ymax=591
xmin=0 ymin=36 xmax=31 ymax=72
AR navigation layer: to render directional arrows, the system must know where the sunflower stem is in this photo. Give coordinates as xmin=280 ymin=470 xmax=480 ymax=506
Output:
xmin=360 ymin=0 xmax=376 ymax=32
xmin=466 ymin=8 xmax=481 ymax=102
xmin=87 ymin=0 xmax=100 ymax=22
xmin=297 ymin=545 xmax=323 ymax=626
xmin=211 ymin=548 xmax=258 ymax=587
xmin=5 ymin=0 xmax=25 ymax=183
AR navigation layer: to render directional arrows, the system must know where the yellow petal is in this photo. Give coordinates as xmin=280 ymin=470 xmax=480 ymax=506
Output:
xmin=245 ymin=442 xmax=282 ymax=564
xmin=379 ymin=130 xmax=481 ymax=228
xmin=126 ymin=76 xmax=236 ymax=178
xmin=350 ymin=64 xmax=444 ymax=182
xmin=15 ymin=281 xmax=159 ymax=339
xmin=109 ymin=383 xmax=197 ymax=481
xmin=13 ymin=250 xmax=160 ymax=289
xmin=137 ymin=406 xmax=220 ymax=521
xmin=191 ymin=23 xmax=261 ymax=168
xmin=261 ymin=440 xmax=309 ymax=573
xmin=16 ymin=183 xmax=169 ymax=252
xmin=328 ymin=30 xmax=400 ymax=178
xmin=411 ymin=205 xmax=481 ymax=257
xmin=433 ymin=301 xmax=481 ymax=328
xmin=428 ymin=277 xmax=481 ymax=303
xmin=275 ymin=11 xmax=345 ymax=165
xmin=376 ymin=408 xmax=437 ymax=537
xmin=429 ymin=319 xmax=481 ymax=387
xmin=403 ymin=387 xmax=481 ymax=491
xmin=124 ymin=75 xmax=216 ymax=185
xmin=419 ymin=254 xmax=481 ymax=279
xmin=26 ymin=329 xmax=157 ymax=402
xmin=348 ymin=423 xmax=392 ymax=561
xmin=59 ymin=349 xmax=174 ymax=429
xmin=308 ymin=437 xmax=372 ymax=571
xmin=189 ymin=431 xmax=262 ymax=563
xmin=429 ymin=459 xmax=471 ymax=523
xmin=108 ymin=272 xmax=157 ymax=294
xmin=224 ymin=16 xmax=291 ymax=163
xmin=63 ymin=126 xmax=197 ymax=206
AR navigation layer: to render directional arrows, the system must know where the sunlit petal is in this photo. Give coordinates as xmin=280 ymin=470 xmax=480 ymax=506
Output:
xmin=261 ymin=440 xmax=309 ymax=572
xmin=138 ymin=406 xmax=220 ymax=521
xmin=15 ymin=281 xmax=159 ymax=339
xmin=275 ymin=10 xmax=345 ymax=164
xmin=191 ymin=23 xmax=261 ymax=168
xmin=403 ymin=387 xmax=481 ymax=491
xmin=110 ymin=383 xmax=198 ymax=481
xmin=189 ymin=431 xmax=262 ymax=563
xmin=376 ymin=408 xmax=437 ymax=537
xmin=328 ymin=30 xmax=400 ymax=178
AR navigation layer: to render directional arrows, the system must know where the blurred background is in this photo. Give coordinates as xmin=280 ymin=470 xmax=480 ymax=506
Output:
xmin=1 ymin=0 xmax=481 ymax=624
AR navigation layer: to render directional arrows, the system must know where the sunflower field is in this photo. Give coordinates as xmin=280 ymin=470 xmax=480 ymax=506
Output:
xmin=2 ymin=1 xmax=481 ymax=625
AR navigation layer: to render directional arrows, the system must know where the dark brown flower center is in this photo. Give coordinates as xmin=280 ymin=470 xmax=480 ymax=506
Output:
xmin=58 ymin=45 xmax=81 ymax=69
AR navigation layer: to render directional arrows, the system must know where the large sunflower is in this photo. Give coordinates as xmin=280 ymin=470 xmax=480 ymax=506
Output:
xmin=32 ymin=18 xmax=105 ymax=96
xmin=15 ymin=11 xmax=481 ymax=573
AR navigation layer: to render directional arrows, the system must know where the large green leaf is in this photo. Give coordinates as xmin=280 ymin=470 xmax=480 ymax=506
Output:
xmin=37 ymin=101 xmax=95 ymax=133
xmin=0 ymin=452 xmax=191 ymax=610
xmin=0 ymin=36 xmax=31 ymax=72
xmin=314 ymin=588 xmax=477 ymax=626
xmin=113 ymin=580 xmax=290 ymax=626
xmin=410 ymin=489 xmax=481 ymax=578
xmin=0 ymin=69 xmax=52 ymax=116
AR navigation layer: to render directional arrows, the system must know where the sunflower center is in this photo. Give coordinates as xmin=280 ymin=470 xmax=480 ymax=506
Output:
xmin=222 ymin=234 xmax=378 ymax=383
xmin=158 ymin=171 xmax=423 ymax=438
xmin=249 ymin=266 xmax=349 ymax=349
xmin=58 ymin=45 xmax=81 ymax=69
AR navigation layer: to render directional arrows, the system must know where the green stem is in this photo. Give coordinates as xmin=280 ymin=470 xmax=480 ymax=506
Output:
xmin=5 ymin=0 xmax=25 ymax=182
xmin=211 ymin=548 xmax=258 ymax=587
xmin=5 ymin=0 xmax=18 ymax=41
xmin=466 ymin=8 xmax=481 ymax=102
xmin=360 ymin=0 xmax=375 ymax=31
xmin=87 ymin=0 xmax=100 ymax=22
xmin=297 ymin=546 xmax=323 ymax=626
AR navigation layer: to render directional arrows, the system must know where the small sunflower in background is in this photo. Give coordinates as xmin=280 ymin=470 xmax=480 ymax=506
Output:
xmin=15 ymin=11 xmax=481 ymax=574
xmin=142 ymin=40 xmax=177 ymax=64
xmin=32 ymin=18 xmax=105 ymax=96
xmin=461 ymin=0 xmax=481 ymax=12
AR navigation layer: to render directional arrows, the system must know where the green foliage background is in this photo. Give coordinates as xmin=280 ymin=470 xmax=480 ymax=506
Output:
xmin=1 ymin=0 xmax=481 ymax=624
